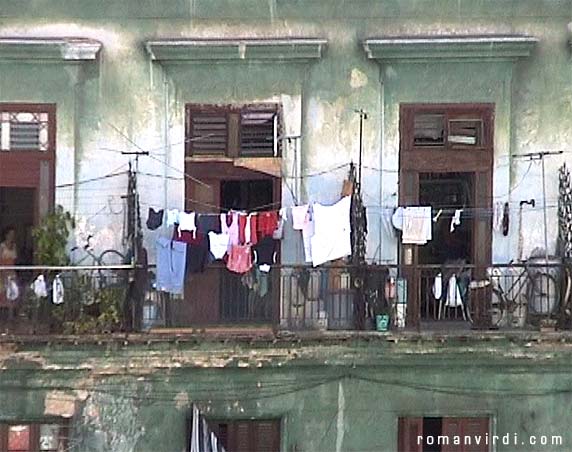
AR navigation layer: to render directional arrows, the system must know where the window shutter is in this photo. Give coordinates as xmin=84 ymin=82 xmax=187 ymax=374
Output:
xmin=10 ymin=121 xmax=41 ymax=150
xmin=442 ymin=417 xmax=489 ymax=452
xmin=233 ymin=422 xmax=252 ymax=452
xmin=398 ymin=417 xmax=423 ymax=452
xmin=442 ymin=418 xmax=463 ymax=452
xmin=461 ymin=418 xmax=489 ymax=452
xmin=188 ymin=109 xmax=229 ymax=156
xmin=253 ymin=421 xmax=280 ymax=452
xmin=239 ymin=105 xmax=278 ymax=157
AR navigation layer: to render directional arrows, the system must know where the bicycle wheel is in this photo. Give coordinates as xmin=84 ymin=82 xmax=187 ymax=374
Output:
xmin=528 ymin=272 xmax=559 ymax=316
xmin=489 ymin=288 xmax=506 ymax=328
xmin=98 ymin=250 xmax=126 ymax=266
xmin=96 ymin=250 xmax=127 ymax=289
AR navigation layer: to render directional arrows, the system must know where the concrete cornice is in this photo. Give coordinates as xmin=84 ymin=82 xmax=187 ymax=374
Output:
xmin=363 ymin=35 xmax=538 ymax=62
xmin=145 ymin=38 xmax=327 ymax=62
xmin=0 ymin=37 xmax=102 ymax=61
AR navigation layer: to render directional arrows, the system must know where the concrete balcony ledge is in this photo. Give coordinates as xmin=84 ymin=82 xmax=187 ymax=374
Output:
xmin=363 ymin=34 xmax=538 ymax=62
xmin=0 ymin=37 xmax=102 ymax=61
xmin=145 ymin=38 xmax=327 ymax=61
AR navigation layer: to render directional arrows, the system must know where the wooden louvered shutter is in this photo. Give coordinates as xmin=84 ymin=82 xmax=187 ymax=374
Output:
xmin=398 ymin=417 xmax=423 ymax=452
xmin=239 ymin=105 xmax=278 ymax=157
xmin=461 ymin=418 xmax=489 ymax=452
xmin=253 ymin=420 xmax=280 ymax=452
xmin=442 ymin=417 xmax=489 ymax=452
xmin=442 ymin=418 xmax=463 ymax=452
xmin=187 ymin=107 xmax=229 ymax=156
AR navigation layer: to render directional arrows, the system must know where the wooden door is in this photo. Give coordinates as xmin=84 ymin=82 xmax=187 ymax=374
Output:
xmin=397 ymin=417 xmax=423 ymax=452
xmin=399 ymin=104 xmax=493 ymax=328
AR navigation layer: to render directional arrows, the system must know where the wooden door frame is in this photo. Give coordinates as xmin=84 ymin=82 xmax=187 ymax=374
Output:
xmin=185 ymin=161 xmax=282 ymax=326
xmin=0 ymin=103 xmax=56 ymax=222
xmin=399 ymin=103 xmax=494 ymax=328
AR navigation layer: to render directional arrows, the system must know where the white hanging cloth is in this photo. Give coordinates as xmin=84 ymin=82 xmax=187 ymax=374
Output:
xmin=445 ymin=274 xmax=463 ymax=308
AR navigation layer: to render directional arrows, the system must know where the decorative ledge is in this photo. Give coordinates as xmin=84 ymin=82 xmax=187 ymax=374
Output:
xmin=145 ymin=38 xmax=327 ymax=61
xmin=363 ymin=35 xmax=538 ymax=62
xmin=0 ymin=38 xmax=102 ymax=61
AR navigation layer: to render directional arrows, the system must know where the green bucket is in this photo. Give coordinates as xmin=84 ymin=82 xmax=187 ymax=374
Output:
xmin=375 ymin=314 xmax=390 ymax=332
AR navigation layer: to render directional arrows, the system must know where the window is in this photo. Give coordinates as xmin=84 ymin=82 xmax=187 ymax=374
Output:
xmin=0 ymin=422 xmax=67 ymax=452
xmin=207 ymin=419 xmax=280 ymax=452
xmin=186 ymin=104 xmax=281 ymax=158
xmin=0 ymin=110 xmax=52 ymax=152
xmin=398 ymin=417 xmax=489 ymax=452
xmin=404 ymin=104 xmax=492 ymax=151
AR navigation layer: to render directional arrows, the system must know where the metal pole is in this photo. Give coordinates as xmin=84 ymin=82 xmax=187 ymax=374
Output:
xmin=358 ymin=112 xmax=364 ymax=189
xmin=163 ymin=79 xmax=170 ymax=225
xmin=541 ymin=155 xmax=549 ymax=261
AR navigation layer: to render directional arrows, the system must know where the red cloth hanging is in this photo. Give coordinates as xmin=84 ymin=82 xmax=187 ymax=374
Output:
xmin=257 ymin=211 xmax=279 ymax=238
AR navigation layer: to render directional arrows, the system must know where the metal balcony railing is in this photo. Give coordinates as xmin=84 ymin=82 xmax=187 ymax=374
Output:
xmin=0 ymin=261 xmax=570 ymax=335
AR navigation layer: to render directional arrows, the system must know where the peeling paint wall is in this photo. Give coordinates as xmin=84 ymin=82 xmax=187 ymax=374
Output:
xmin=1 ymin=1 xmax=570 ymax=263
xmin=1 ymin=338 xmax=572 ymax=451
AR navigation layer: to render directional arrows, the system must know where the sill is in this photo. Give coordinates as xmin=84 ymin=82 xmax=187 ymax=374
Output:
xmin=0 ymin=37 xmax=101 ymax=61
xmin=186 ymin=156 xmax=281 ymax=177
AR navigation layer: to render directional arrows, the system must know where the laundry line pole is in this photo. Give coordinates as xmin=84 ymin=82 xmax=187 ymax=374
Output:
xmin=515 ymin=150 xmax=563 ymax=261
xmin=355 ymin=109 xmax=368 ymax=189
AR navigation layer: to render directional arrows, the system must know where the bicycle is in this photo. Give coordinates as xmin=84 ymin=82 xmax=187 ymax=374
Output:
xmin=69 ymin=236 xmax=128 ymax=303
xmin=486 ymin=261 xmax=563 ymax=328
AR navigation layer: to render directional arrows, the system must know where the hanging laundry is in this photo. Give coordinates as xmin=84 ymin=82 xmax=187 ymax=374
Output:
xmin=253 ymin=236 xmax=278 ymax=272
xmin=310 ymin=196 xmax=352 ymax=267
xmin=196 ymin=214 xmax=221 ymax=234
xmin=146 ymin=208 xmax=164 ymax=230
xmin=5 ymin=276 xmax=19 ymax=302
xmin=502 ymin=202 xmax=510 ymax=236
xmin=272 ymin=208 xmax=288 ymax=240
xmin=257 ymin=211 xmax=279 ymax=238
xmin=246 ymin=214 xmax=258 ymax=245
xmin=208 ymin=232 xmax=230 ymax=260
xmin=52 ymin=274 xmax=64 ymax=305
xmin=166 ymin=209 xmax=180 ymax=227
xmin=450 ymin=209 xmax=463 ymax=233
xmin=445 ymin=274 xmax=463 ymax=308
xmin=156 ymin=237 xmax=187 ymax=295
xmin=432 ymin=273 xmax=442 ymax=300
xmin=178 ymin=212 xmax=196 ymax=233
xmin=221 ymin=212 xmax=240 ymax=248
xmin=402 ymin=206 xmax=432 ymax=244
xmin=391 ymin=207 xmax=404 ymax=230
xmin=177 ymin=232 xmax=210 ymax=274
xmin=292 ymin=205 xmax=309 ymax=230
xmin=302 ymin=206 xmax=315 ymax=263
xmin=492 ymin=202 xmax=504 ymax=232
xmin=226 ymin=244 xmax=253 ymax=274
xmin=32 ymin=274 xmax=48 ymax=298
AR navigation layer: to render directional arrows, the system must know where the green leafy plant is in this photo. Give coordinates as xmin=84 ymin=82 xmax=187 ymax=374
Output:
xmin=32 ymin=205 xmax=75 ymax=266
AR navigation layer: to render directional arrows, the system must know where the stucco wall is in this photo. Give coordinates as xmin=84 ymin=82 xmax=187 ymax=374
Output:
xmin=1 ymin=337 xmax=571 ymax=451
xmin=0 ymin=1 xmax=571 ymax=264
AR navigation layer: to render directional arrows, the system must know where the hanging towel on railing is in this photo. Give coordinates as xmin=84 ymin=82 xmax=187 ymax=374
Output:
xmin=445 ymin=274 xmax=463 ymax=308
xmin=310 ymin=196 xmax=352 ymax=267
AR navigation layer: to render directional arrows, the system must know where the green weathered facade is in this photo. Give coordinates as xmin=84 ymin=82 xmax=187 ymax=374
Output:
xmin=2 ymin=334 xmax=572 ymax=451
xmin=2 ymin=1 xmax=572 ymax=451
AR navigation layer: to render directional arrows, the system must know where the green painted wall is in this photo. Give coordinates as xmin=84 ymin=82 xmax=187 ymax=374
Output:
xmin=1 ymin=336 xmax=572 ymax=451
xmin=1 ymin=0 xmax=570 ymax=263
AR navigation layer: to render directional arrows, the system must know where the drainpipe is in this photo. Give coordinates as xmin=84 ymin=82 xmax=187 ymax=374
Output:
xmin=379 ymin=65 xmax=385 ymax=264
xmin=163 ymin=78 xmax=170 ymax=222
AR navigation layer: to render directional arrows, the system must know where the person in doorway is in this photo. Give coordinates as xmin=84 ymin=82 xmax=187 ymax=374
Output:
xmin=0 ymin=226 xmax=19 ymax=315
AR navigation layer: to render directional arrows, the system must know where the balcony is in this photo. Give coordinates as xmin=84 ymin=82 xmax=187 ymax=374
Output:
xmin=0 ymin=262 xmax=570 ymax=337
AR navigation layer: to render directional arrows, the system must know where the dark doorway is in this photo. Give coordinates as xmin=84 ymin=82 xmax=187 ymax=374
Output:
xmin=418 ymin=173 xmax=474 ymax=265
xmin=220 ymin=179 xmax=274 ymax=322
xmin=0 ymin=188 xmax=35 ymax=266
xmin=221 ymin=179 xmax=274 ymax=212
